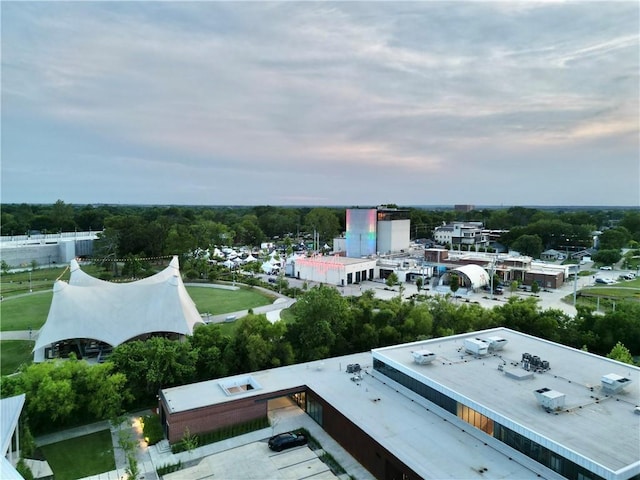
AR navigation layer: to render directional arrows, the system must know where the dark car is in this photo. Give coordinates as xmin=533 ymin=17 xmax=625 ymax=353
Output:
xmin=268 ymin=432 xmax=307 ymax=452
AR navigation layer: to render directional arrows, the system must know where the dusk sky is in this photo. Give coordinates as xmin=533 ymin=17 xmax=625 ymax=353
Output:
xmin=2 ymin=1 xmax=638 ymax=207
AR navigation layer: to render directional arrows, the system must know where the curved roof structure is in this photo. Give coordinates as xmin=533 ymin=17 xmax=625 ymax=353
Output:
xmin=450 ymin=264 xmax=490 ymax=289
xmin=34 ymin=257 xmax=204 ymax=360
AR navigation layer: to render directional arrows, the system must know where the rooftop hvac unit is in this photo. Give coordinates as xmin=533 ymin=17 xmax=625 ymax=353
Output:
xmin=481 ymin=336 xmax=508 ymax=351
xmin=464 ymin=338 xmax=489 ymax=356
xmin=534 ymin=388 xmax=566 ymax=411
xmin=412 ymin=350 xmax=436 ymax=365
xmin=601 ymin=374 xmax=632 ymax=394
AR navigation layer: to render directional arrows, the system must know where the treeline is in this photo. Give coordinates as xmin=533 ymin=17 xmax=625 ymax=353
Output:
xmin=3 ymin=202 xmax=640 ymax=261
xmin=3 ymin=285 xmax=638 ymax=434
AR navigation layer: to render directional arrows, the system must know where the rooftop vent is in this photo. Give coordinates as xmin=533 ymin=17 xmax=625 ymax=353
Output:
xmin=480 ymin=336 xmax=508 ymax=352
xmin=464 ymin=338 xmax=488 ymax=356
xmin=534 ymin=388 xmax=566 ymax=412
xmin=601 ymin=374 xmax=632 ymax=394
xmin=412 ymin=350 xmax=436 ymax=365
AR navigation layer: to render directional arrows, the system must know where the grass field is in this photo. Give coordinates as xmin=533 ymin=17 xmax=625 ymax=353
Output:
xmin=0 ymin=340 xmax=34 ymax=375
xmin=0 ymin=292 xmax=53 ymax=331
xmin=40 ymin=430 xmax=115 ymax=480
xmin=186 ymin=286 xmax=275 ymax=315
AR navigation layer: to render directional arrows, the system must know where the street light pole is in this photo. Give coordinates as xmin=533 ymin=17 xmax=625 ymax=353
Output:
xmin=29 ymin=271 xmax=32 ymax=293
xmin=573 ymin=264 xmax=579 ymax=307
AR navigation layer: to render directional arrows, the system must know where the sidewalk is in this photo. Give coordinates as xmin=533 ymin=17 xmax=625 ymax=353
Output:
xmin=36 ymin=412 xmax=159 ymax=480
xmin=44 ymin=404 xmax=373 ymax=480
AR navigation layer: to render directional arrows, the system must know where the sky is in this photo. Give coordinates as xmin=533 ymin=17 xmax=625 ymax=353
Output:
xmin=1 ymin=1 xmax=639 ymax=207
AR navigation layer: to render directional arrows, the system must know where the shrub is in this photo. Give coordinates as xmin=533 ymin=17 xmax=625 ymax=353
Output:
xmin=142 ymin=414 xmax=164 ymax=445
xmin=156 ymin=461 xmax=182 ymax=476
xmin=171 ymin=416 xmax=269 ymax=453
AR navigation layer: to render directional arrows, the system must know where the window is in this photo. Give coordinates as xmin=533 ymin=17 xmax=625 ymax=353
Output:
xmin=457 ymin=404 xmax=494 ymax=435
xmin=306 ymin=394 xmax=323 ymax=426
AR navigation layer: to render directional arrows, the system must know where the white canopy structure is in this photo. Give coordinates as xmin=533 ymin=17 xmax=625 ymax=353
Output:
xmin=243 ymin=254 xmax=257 ymax=263
xmin=33 ymin=256 xmax=204 ymax=362
xmin=450 ymin=264 xmax=490 ymax=289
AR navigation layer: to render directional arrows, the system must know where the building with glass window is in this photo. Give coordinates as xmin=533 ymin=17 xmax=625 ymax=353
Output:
xmin=345 ymin=207 xmax=410 ymax=258
xmin=159 ymin=328 xmax=640 ymax=480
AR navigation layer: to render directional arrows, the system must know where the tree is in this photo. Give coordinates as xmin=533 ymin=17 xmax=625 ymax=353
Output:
xmin=599 ymin=227 xmax=631 ymax=250
xmin=415 ymin=276 xmax=423 ymax=292
xmin=386 ymin=273 xmax=399 ymax=288
xmin=303 ymin=208 xmax=341 ymax=244
xmin=530 ymin=280 xmax=540 ymax=295
xmin=511 ymin=234 xmax=544 ymax=259
xmin=607 ymin=342 xmax=635 ymax=365
xmin=449 ymin=274 xmax=460 ymax=298
xmin=50 ymin=199 xmax=76 ymax=232
xmin=109 ymin=337 xmax=197 ymax=403
xmin=400 ymin=304 xmax=433 ymax=341
xmin=592 ymin=249 xmax=622 ymax=266
xmin=0 ymin=358 xmax=128 ymax=433
xmin=287 ymin=285 xmax=350 ymax=361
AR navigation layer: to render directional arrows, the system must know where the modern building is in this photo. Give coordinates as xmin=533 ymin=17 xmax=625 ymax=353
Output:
xmin=33 ymin=256 xmax=203 ymax=362
xmin=454 ymin=204 xmax=475 ymax=212
xmin=0 ymin=231 xmax=99 ymax=269
xmin=345 ymin=208 xmax=378 ymax=258
xmin=159 ymin=328 xmax=640 ymax=480
xmin=345 ymin=207 xmax=410 ymax=258
xmin=292 ymin=255 xmax=377 ymax=286
xmin=433 ymin=222 xmax=489 ymax=249
xmin=375 ymin=208 xmax=411 ymax=255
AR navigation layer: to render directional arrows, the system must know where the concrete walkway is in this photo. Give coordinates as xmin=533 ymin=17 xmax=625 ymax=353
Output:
xmin=36 ymin=412 xmax=159 ymax=480
xmin=33 ymin=401 xmax=372 ymax=480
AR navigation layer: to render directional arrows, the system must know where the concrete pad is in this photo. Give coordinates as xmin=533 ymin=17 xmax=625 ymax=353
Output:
xmin=277 ymin=456 xmax=331 ymax=479
xmin=268 ymin=445 xmax=317 ymax=468
xmin=169 ymin=441 xmax=339 ymax=480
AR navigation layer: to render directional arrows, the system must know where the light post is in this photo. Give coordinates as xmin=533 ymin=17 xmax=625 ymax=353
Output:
xmin=29 ymin=271 xmax=32 ymax=293
xmin=573 ymin=264 xmax=579 ymax=307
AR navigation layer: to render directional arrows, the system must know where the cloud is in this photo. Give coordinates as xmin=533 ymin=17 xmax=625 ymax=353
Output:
xmin=1 ymin=1 xmax=638 ymax=206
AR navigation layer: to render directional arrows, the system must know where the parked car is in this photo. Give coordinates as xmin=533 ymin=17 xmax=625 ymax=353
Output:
xmin=599 ymin=266 xmax=612 ymax=270
xmin=268 ymin=432 xmax=308 ymax=452
xmin=595 ymin=277 xmax=608 ymax=284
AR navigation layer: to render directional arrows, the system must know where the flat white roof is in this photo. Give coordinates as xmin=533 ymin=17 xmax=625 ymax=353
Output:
xmin=294 ymin=256 xmax=376 ymax=266
xmin=373 ymin=328 xmax=640 ymax=477
xmin=163 ymin=354 xmax=547 ymax=478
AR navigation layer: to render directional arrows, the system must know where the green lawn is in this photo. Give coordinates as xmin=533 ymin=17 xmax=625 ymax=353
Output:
xmin=0 ymin=292 xmax=53 ymax=331
xmin=186 ymin=286 xmax=275 ymax=315
xmin=1 ymin=266 xmax=71 ymax=297
xmin=40 ymin=430 xmax=115 ymax=480
xmin=0 ymin=284 xmax=274 ymax=333
xmin=0 ymin=340 xmax=34 ymax=375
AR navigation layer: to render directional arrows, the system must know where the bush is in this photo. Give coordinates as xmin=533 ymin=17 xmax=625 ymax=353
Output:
xmin=171 ymin=416 xmax=269 ymax=453
xmin=16 ymin=459 xmax=34 ymax=480
xmin=156 ymin=461 xmax=182 ymax=476
xmin=142 ymin=414 xmax=164 ymax=445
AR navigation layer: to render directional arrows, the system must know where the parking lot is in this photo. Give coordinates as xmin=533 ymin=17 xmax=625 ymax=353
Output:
xmin=165 ymin=441 xmax=339 ymax=480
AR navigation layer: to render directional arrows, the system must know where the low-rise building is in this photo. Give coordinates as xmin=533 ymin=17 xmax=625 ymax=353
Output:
xmin=433 ymin=222 xmax=489 ymax=249
xmin=292 ymin=255 xmax=377 ymax=286
xmin=159 ymin=328 xmax=640 ymax=480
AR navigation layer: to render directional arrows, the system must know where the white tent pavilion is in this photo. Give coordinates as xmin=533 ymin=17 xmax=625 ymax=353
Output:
xmin=33 ymin=256 xmax=204 ymax=362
